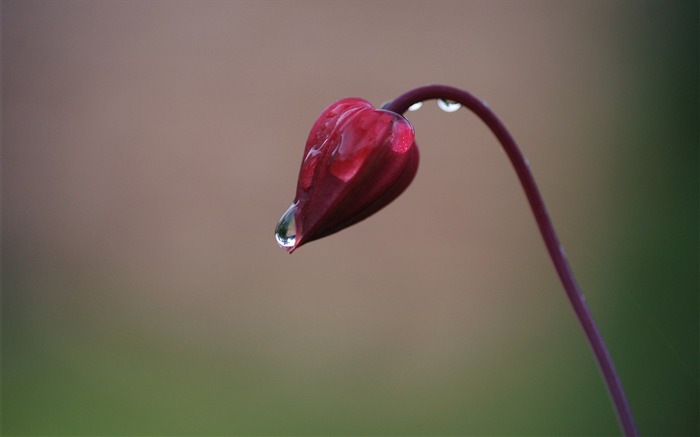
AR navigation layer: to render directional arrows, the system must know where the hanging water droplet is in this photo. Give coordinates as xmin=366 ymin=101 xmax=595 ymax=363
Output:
xmin=408 ymin=102 xmax=423 ymax=111
xmin=437 ymin=99 xmax=461 ymax=112
xmin=275 ymin=203 xmax=297 ymax=249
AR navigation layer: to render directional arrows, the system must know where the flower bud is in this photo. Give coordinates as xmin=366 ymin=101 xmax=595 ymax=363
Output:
xmin=276 ymin=98 xmax=419 ymax=252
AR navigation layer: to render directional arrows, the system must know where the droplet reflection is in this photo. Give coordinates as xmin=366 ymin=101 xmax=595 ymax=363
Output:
xmin=437 ymin=99 xmax=461 ymax=112
xmin=275 ymin=203 xmax=297 ymax=249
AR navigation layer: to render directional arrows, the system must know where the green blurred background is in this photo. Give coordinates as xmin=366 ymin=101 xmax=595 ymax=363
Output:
xmin=3 ymin=1 xmax=697 ymax=435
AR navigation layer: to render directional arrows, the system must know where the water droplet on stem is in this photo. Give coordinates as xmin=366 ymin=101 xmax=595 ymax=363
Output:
xmin=437 ymin=99 xmax=461 ymax=112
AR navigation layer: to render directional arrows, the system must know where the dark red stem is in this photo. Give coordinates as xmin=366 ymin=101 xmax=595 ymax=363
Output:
xmin=383 ymin=85 xmax=637 ymax=437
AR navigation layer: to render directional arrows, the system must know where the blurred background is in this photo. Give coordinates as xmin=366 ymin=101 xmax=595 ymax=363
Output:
xmin=3 ymin=1 xmax=697 ymax=435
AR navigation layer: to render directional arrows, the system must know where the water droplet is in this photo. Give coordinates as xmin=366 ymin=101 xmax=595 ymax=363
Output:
xmin=300 ymin=149 xmax=321 ymax=191
xmin=275 ymin=203 xmax=297 ymax=249
xmin=437 ymin=99 xmax=461 ymax=112
xmin=408 ymin=102 xmax=423 ymax=111
xmin=328 ymin=110 xmax=389 ymax=181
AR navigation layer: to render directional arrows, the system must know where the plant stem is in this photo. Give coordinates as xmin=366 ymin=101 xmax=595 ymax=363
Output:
xmin=382 ymin=85 xmax=638 ymax=437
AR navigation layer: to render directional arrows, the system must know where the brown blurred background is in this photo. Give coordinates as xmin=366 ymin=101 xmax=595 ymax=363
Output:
xmin=3 ymin=1 xmax=698 ymax=435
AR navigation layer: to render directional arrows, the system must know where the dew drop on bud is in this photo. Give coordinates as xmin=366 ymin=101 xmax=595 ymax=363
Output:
xmin=275 ymin=203 xmax=297 ymax=249
xmin=300 ymin=150 xmax=320 ymax=191
xmin=437 ymin=99 xmax=461 ymax=112
xmin=408 ymin=102 xmax=423 ymax=111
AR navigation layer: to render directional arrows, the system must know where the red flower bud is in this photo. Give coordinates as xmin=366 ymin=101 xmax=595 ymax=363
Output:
xmin=276 ymin=98 xmax=419 ymax=252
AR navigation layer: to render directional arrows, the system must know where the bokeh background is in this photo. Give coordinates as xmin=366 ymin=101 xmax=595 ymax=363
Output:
xmin=3 ymin=1 xmax=697 ymax=435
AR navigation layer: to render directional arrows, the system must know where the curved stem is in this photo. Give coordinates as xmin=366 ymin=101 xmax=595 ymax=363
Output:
xmin=383 ymin=85 xmax=637 ymax=437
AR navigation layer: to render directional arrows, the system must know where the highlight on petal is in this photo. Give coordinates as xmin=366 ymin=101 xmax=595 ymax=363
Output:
xmin=275 ymin=98 xmax=419 ymax=252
